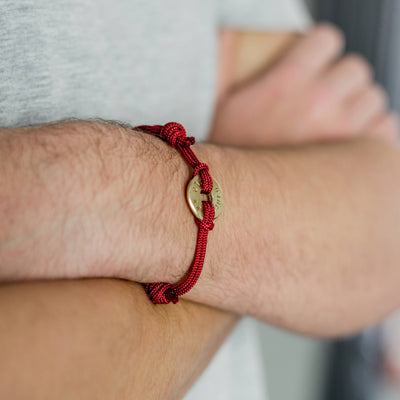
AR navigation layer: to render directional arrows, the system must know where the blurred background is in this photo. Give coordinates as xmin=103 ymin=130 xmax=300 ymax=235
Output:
xmin=260 ymin=1 xmax=400 ymax=399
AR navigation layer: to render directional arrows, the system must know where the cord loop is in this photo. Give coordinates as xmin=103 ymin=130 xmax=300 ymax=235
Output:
xmin=160 ymin=122 xmax=195 ymax=148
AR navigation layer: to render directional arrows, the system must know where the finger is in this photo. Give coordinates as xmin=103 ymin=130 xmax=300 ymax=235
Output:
xmin=322 ymin=54 xmax=373 ymax=101
xmin=367 ymin=112 xmax=400 ymax=143
xmin=279 ymin=23 xmax=345 ymax=79
xmin=342 ymin=84 xmax=388 ymax=134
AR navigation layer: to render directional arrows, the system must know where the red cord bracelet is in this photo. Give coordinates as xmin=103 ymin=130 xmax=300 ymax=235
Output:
xmin=134 ymin=122 xmax=223 ymax=304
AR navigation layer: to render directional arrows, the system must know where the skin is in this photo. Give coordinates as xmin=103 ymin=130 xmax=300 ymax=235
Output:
xmin=0 ymin=279 xmax=237 ymax=400
xmin=0 ymin=25 xmax=399 ymax=400
xmin=1 ymin=119 xmax=400 ymax=337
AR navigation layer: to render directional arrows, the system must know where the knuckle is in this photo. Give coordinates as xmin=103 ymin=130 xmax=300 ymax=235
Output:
xmin=300 ymin=82 xmax=334 ymax=124
xmin=385 ymin=112 xmax=400 ymax=134
xmin=371 ymin=113 xmax=400 ymax=142
xmin=370 ymin=84 xmax=388 ymax=108
xmin=312 ymin=23 xmax=345 ymax=51
xmin=344 ymin=54 xmax=373 ymax=80
xmin=279 ymin=60 xmax=304 ymax=82
xmin=312 ymin=80 xmax=335 ymax=104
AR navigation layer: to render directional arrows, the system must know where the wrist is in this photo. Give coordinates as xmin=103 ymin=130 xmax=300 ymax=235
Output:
xmin=108 ymin=127 xmax=193 ymax=283
xmin=119 ymin=134 xmax=229 ymax=288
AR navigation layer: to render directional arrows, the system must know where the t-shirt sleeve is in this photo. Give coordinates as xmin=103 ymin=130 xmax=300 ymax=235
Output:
xmin=218 ymin=0 xmax=313 ymax=31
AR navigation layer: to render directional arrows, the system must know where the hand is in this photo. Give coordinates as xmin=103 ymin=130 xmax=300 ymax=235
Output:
xmin=210 ymin=24 xmax=399 ymax=146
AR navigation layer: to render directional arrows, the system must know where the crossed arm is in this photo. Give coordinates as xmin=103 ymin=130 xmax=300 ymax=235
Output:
xmin=2 ymin=28 xmax=400 ymax=400
xmin=2 ymin=119 xmax=400 ymax=336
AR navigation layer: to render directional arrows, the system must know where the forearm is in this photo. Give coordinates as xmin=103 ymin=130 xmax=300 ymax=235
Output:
xmin=129 ymin=130 xmax=400 ymax=337
xmin=0 ymin=121 xmax=167 ymax=281
xmin=0 ymin=278 xmax=237 ymax=400
xmin=2 ymin=121 xmax=400 ymax=337
xmin=186 ymin=138 xmax=400 ymax=336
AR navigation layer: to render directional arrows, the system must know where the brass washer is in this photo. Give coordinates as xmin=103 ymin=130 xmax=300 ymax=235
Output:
xmin=186 ymin=175 xmax=223 ymax=220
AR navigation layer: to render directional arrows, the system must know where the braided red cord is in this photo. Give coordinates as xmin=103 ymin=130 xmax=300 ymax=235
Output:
xmin=134 ymin=122 xmax=215 ymax=304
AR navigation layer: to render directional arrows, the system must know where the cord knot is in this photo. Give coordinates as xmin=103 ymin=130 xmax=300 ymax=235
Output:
xmin=160 ymin=122 xmax=195 ymax=149
xmin=144 ymin=282 xmax=179 ymax=304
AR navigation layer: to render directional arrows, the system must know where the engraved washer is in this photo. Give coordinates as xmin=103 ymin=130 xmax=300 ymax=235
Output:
xmin=186 ymin=175 xmax=223 ymax=220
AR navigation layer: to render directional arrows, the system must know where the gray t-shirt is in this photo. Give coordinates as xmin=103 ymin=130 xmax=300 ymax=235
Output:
xmin=0 ymin=1 xmax=310 ymax=398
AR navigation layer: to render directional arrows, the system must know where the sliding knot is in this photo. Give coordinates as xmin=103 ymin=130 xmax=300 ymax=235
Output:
xmin=193 ymin=162 xmax=209 ymax=176
xmin=144 ymin=282 xmax=179 ymax=304
xmin=160 ymin=122 xmax=195 ymax=149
